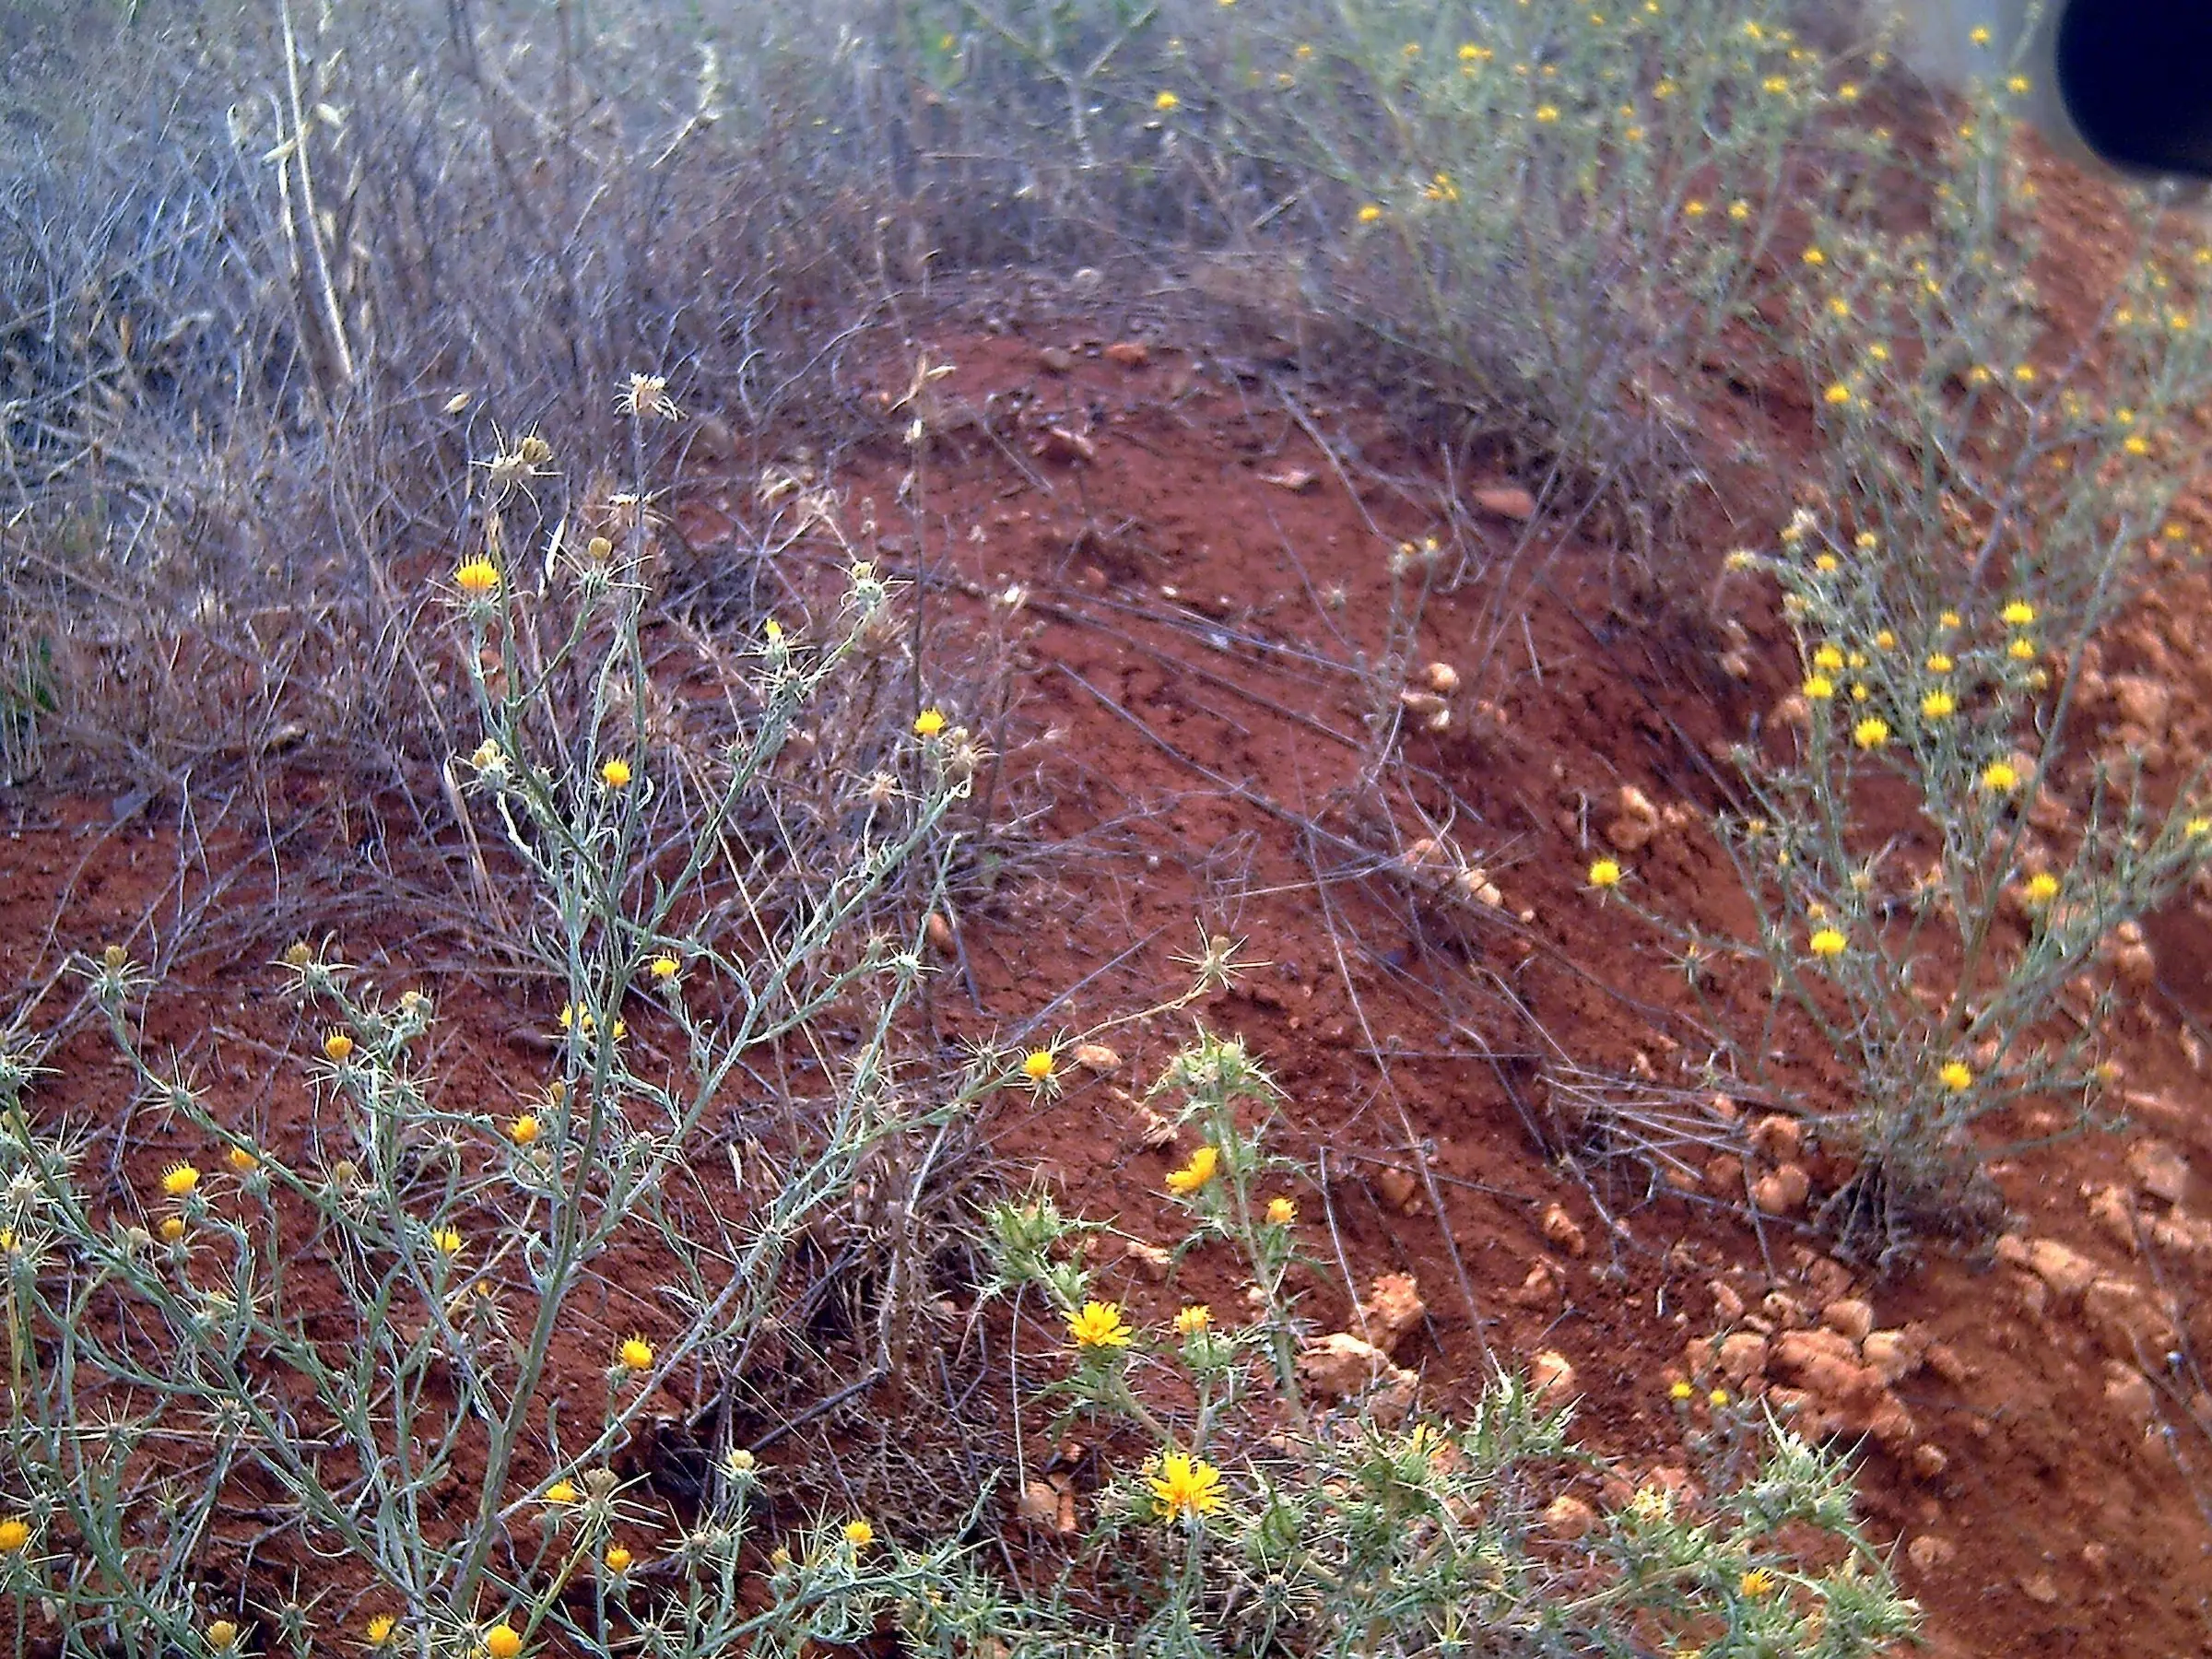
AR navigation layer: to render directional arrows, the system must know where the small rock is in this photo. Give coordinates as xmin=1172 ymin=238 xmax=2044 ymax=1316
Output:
xmin=1862 ymin=1329 xmax=1924 ymax=1385
xmin=1760 ymin=1291 xmax=1807 ymax=1329
xmin=1752 ymin=1163 xmax=1811 ymax=1217
xmin=1296 ymin=1332 xmax=1415 ymax=1402
xmin=1260 ymin=467 xmax=1319 ymax=493
xmin=1121 ymin=1240 xmax=1173 ymax=1282
xmin=2108 ymin=674 xmax=2171 ymax=735
xmin=1710 ymin=1279 xmax=1747 ymax=1321
xmin=1718 ymin=1332 xmax=1769 ymax=1383
xmin=1822 ymin=1299 xmax=1876 ymax=1343
xmin=1016 ymin=1480 xmax=1060 ymax=1527
xmin=1802 ymin=1254 xmax=1855 ymax=1304
xmin=1907 ymin=1535 xmax=1958 ymax=1572
xmin=2104 ymin=923 xmax=2159 ymax=991
xmin=1036 ymin=426 xmax=1097 ymax=465
xmin=1908 ymin=1442 xmax=1948 ymax=1480
xmin=1509 ymin=1259 xmax=1564 ymax=1309
xmin=924 ymin=912 xmax=957 ymax=955
xmin=1375 ymin=1166 xmax=1420 ymax=1214
xmin=1364 ymin=1273 xmax=1427 ymax=1356
xmin=1103 ymin=340 xmax=1151 ymax=368
xmin=2023 ymin=1238 xmax=2100 ymax=1300
xmin=1747 ymin=1114 xmax=1804 ymax=1162
xmin=1529 ymin=1348 xmax=1578 ymax=1400
xmin=1037 ymin=346 xmax=1077 ymax=374
xmin=1543 ymin=1494 xmax=1596 ymax=1540
xmin=1541 ymin=1203 xmax=1588 ymax=1257
xmin=1705 ymin=1153 xmax=1745 ymax=1194
xmin=1474 ymin=484 xmax=1537 ymax=521
xmin=1073 ymin=1042 xmax=1123 ymax=1074
xmin=2126 ymin=1139 xmax=2191 ymax=1206
xmin=2082 ymin=1542 xmax=2112 ymax=1574
xmin=1866 ymin=1398 xmax=1920 ymax=1448
xmin=1924 ymin=1341 xmax=1972 ymax=1385
xmin=2082 ymin=1276 xmax=2177 ymax=1361
xmin=2086 ymin=1182 xmax=2141 ymax=1253
xmin=2019 ymin=1571 xmax=2060 ymax=1606
xmin=2150 ymin=1212 xmax=2212 ymax=1257
xmin=2103 ymin=1361 xmax=2156 ymax=1428
xmin=1424 ymin=661 xmax=1462 ymax=695
xmin=1606 ymin=785 xmax=1661 ymax=853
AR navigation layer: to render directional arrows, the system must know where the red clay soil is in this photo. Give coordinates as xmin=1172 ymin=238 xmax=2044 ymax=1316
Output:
xmin=785 ymin=323 xmax=2212 ymax=1659
xmin=12 ymin=212 xmax=2212 ymax=1659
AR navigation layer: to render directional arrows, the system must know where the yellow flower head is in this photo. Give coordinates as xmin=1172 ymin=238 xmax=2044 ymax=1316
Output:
xmin=365 ymin=1613 xmax=398 ymax=1646
xmin=603 ymin=1544 xmax=633 ymax=1573
xmin=1808 ymin=927 xmax=1846 ymax=959
xmin=1875 ymin=629 xmax=1896 ymax=650
xmin=1803 ymin=676 xmax=1835 ymax=700
xmin=544 ymin=1479 xmax=579 ymax=1505
xmin=484 ymin=1623 xmax=524 ymax=1659
xmin=1154 ymin=90 xmax=1181 ymax=112
xmin=600 ymin=758 xmax=633 ymax=790
xmin=161 ymin=1162 xmax=200 ymax=1199
xmin=843 ymin=1518 xmax=876 ymax=1547
xmin=1668 ymin=1380 xmax=1694 ymax=1401
xmin=0 ymin=1518 xmax=29 ymax=1553
xmin=1068 ymin=1300 xmax=1133 ymax=1350
xmin=2008 ymin=637 xmax=2037 ymax=661
xmin=453 ymin=559 xmax=500 ymax=598
xmin=1812 ymin=644 xmax=1844 ymax=673
xmin=1740 ymin=1565 xmax=1778 ymax=1597
xmin=1981 ymin=759 xmax=2019 ymax=793
xmin=1166 ymin=1145 xmax=1219 ymax=1194
xmin=509 ymin=1113 xmax=541 ymax=1147
xmin=1266 ymin=1195 xmax=1298 ymax=1225
xmin=1939 ymin=1060 xmax=1974 ymax=1091
xmin=1535 ymin=103 xmax=1560 ymax=124
xmin=206 ymin=1622 xmax=241 ymax=1653
xmin=431 ymin=1226 xmax=465 ymax=1257
xmin=1938 ymin=609 xmax=1961 ymax=629
xmin=1708 ymin=1387 xmax=1730 ymax=1407
xmin=2001 ymin=600 xmax=2036 ymax=627
xmin=1021 ymin=1048 xmax=1055 ymax=1083
xmin=159 ymin=1216 xmax=186 ymax=1242
xmin=1925 ymin=653 xmax=1954 ymax=674
xmin=324 ymin=1031 xmax=356 ymax=1063
xmin=1588 ymin=858 xmax=1623 ymax=889
xmin=1148 ymin=1451 xmax=1225 ymax=1523
xmin=1174 ymin=1305 xmax=1212 ymax=1335
xmin=649 ymin=954 xmax=679 ymax=982
xmin=2024 ymin=872 xmax=2059 ymax=904
xmin=2190 ymin=816 xmax=2212 ymax=837
xmin=1357 ymin=203 xmax=1383 ymax=225
xmin=1853 ymin=717 xmax=1888 ymax=750
xmin=1823 ymin=382 xmax=1853 ymax=406
xmin=618 ymin=1335 xmax=654 ymax=1371
xmin=1921 ymin=689 xmax=1956 ymax=720
xmin=227 ymin=1146 xmax=259 ymax=1174
xmin=913 ymin=707 xmax=947 ymax=737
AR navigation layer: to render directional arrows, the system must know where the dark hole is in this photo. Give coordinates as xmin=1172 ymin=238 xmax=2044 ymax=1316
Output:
xmin=2055 ymin=0 xmax=2212 ymax=177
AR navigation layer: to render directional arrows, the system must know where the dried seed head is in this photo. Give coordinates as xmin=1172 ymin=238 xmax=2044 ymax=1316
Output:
xmin=618 ymin=373 xmax=680 ymax=421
